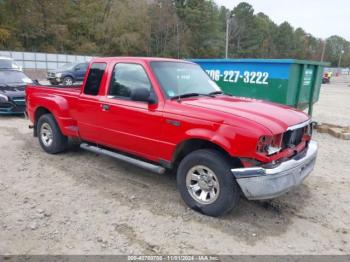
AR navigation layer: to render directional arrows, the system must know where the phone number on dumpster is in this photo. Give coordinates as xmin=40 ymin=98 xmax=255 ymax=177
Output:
xmin=205 ymin=70 xmax=269 ymax=85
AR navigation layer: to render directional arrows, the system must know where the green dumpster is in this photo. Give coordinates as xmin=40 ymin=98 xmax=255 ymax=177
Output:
xmin=191 ymin=59 xmax=329 ymax=115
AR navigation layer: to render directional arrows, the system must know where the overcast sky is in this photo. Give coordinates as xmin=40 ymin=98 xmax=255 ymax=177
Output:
xmin=214 ymin=0 xmax=350 ymax=40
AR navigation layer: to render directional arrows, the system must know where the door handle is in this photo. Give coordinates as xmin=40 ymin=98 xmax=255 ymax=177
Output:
xmin=101 ymin=104 xmax=110 ymax=111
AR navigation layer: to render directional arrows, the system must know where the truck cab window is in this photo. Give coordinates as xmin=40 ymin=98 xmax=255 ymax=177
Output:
xmin=84 ymin=63 xmax=106 ymax=96
xmin=109 ymin=63 xmax=151 ymax=99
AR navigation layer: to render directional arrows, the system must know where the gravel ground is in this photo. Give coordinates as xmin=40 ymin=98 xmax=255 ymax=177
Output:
xmin=0 ymin=80 xmax=349 ymax=255
xmin=312 ymin=75 xmax=350 ymax=126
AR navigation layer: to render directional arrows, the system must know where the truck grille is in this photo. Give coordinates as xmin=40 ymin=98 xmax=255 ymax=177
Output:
xmin=282 ymin=127 xmax=305 ymax=149
xmin=12 ymin=97 xmax=26 ymax=106
xmin=47 ymin=72 xmax=55 ymax=78
xmin=0 ymin=103 xmax=12 ymax=109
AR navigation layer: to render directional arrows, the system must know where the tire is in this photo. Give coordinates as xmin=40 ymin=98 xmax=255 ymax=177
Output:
xmin=49 ymin=80 xmax=58 ymax=85
xmin=63 ymin=76 xmax=74 ymax=86
xmin=37 ymin=113 xmax=68 ymax=154
xmin=177 ymin=149 xmax=240 ymax=217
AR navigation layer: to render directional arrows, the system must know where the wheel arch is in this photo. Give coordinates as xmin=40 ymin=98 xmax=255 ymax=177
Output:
xmin=33 ymin=106 xmax=52 ymax=136
xmin=63 ymin=74 xmax=75 ymax=81
xmin=171 ymin=138 xmax=243 ymax=170
xmin=33 ymin=106 xmax=68 ymax=137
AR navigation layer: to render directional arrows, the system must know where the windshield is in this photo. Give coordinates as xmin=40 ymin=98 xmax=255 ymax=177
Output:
xmin=0 ymin=71 xmax=32 ymax=85
xmin=150 ymin=61 xmax=220 ymax=98
xmin=0 ymin=59 xmax=20 ymax=70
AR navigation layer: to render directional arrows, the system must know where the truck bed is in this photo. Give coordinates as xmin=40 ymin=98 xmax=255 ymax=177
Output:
xmin=26 ymin=84 xmax=83 ymax=138
xmin=27 ymin=83 xmax=82 ymax=94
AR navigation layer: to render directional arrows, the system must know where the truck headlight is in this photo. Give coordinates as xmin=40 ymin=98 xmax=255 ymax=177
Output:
xmin=56 ymin=73 xmax=62 ymax=78
xmin=305 ymin=122 xmax=314 ymax=136
xmin=257 ymin=134 xmax=282 ymax=156
xmin=0 ymin=94 xmax=9 ymax=103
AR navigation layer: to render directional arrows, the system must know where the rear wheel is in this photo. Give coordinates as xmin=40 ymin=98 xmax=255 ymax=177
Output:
xmin=177 ymin=149 xmax=240 ymax=217
xmin=37 ymin=114 xmax=68 ymax=154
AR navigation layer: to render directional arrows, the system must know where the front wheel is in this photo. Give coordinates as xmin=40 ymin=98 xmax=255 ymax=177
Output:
xmin=63 ymin=76 xmax=74 ymax=86
xmin=177 ymin=149 xmax=240 ymax=217
xmin=37 ymin=114 xmax=68 ymax=154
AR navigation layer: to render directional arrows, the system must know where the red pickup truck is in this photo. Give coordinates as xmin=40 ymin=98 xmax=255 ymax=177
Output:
xmin=26 ymin=57 xmax=318 ymax=216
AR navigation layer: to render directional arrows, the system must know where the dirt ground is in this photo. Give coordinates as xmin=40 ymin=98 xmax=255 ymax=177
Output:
xmin=0 ymin=77 xmax=349 ymax=255
xmin=312 ymin=75 xmax=350 ymax=126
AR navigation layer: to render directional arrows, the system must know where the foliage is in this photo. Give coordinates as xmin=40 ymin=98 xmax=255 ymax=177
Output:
xmin=0 ymin=0 xmax=349 ymax=66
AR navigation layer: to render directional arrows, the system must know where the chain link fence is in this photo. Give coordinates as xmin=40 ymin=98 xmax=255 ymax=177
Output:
xmin=0 ymin=50 xmax=93 ymax=70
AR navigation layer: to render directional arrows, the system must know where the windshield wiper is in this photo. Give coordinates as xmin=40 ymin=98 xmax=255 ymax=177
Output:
xmin=209 ymin=91 xmax=233 ymax=97
xmin=171 ymin=92 xmax=214 ymax=101
xmin=208 ymin=91 xmax=223 ymax=96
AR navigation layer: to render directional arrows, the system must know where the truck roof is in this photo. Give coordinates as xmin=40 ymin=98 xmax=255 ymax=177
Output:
xmin=90 ymin=56 xmax=193 ymax=64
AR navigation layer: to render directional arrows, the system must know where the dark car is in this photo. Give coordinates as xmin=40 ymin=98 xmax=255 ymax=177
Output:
xmin=47 ymin=62 xmax=89 ymax=85
xmin=0 ymin=69 xmax=33 ymax=115
xmin=0 ymin=56 xmax=22 ymax=71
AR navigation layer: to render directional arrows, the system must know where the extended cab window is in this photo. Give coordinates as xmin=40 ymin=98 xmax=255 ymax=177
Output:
xmin=84 ymin=63 xmax=106 ymax=96
xmin=109 ymin=63 xmax=151 ymax=99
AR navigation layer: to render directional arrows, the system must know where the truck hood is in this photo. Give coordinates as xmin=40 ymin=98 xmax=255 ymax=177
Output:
xmin=182 ymin=96 xmax=309 ymax=134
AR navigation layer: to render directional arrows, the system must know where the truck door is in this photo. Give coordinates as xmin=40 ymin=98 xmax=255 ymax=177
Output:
xmin=75 ymin=62 xmax=107 ymax=143
xmin=96 ymin=62 xmax=163 ymax=161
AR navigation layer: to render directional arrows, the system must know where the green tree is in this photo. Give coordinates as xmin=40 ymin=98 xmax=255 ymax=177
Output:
xmin=175 ymin=0 xmax=224 ymax=58
xmin=325 ymin=35 xmax=350 ymax=67
xmin=148 ymin=0 xmax=181 ymax=57
xmin=254 ymin=12 xmax=278 ymax=58
xmin=274 ymin=22 xmax=297 ymax=58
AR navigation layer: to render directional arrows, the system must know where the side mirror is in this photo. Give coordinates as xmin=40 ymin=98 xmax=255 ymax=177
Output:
xmin=131 ymin=88 xmax=156 ymax=104
xmin=75 ymin=67 xmax=80 ymax=71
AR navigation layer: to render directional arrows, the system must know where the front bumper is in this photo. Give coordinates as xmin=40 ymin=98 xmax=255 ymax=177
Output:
xmin=47 ymin=76 xmax=62 ymax=83
xmin=231 ymin=140 xmax=318 ymax=200
xmin=0 ymin=98 xmax=26 ymax=115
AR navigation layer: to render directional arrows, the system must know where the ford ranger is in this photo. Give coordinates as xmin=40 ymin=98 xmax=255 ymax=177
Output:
xmin=26 ymin=57 xmax=318 ymax=217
